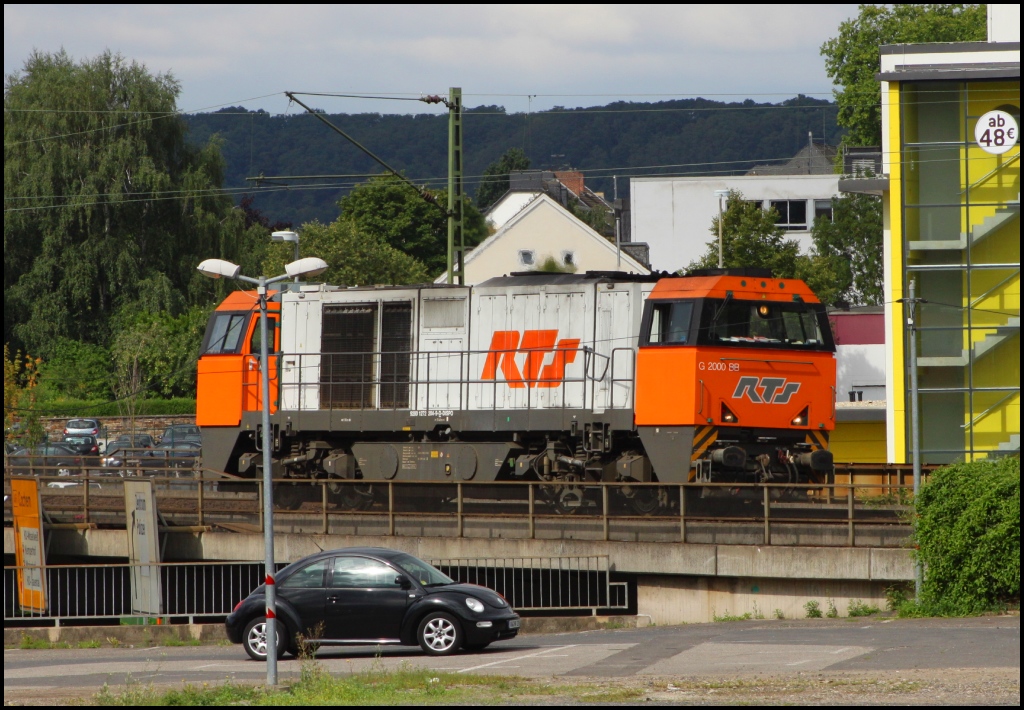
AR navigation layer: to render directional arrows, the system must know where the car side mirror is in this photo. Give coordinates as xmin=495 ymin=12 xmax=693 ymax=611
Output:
xmin=395 ymin=575 xmax=411 ymax=589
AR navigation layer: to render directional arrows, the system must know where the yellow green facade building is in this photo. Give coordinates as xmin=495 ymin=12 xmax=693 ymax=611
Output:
xmin=875 ymin=38 xmax=1019 ymax=463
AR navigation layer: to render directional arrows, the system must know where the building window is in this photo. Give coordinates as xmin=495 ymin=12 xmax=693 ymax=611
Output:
xmin=814 ymin=199 xmax=834 ymax=223
xmin=770 ymin=199 xmax=808 ymax=230
xmin=561 ymin=251 xmax=576 ymax=267
xmin=518 ymin=250 xmax=535 ymax=266
xmin=746 ymin=199 xmax=765 ymax=210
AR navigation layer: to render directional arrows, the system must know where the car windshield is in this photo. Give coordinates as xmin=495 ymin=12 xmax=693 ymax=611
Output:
xmin=390 ymin=553 xmax=454 ymax=587
xmin=64 ymin=436 xmax=93 ymax=445
xmin=67 ymin=419 xmax=97 ymax=429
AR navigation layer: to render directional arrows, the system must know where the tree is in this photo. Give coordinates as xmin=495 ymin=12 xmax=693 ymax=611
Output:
xmin=821 ymin=4 xmax=986 ymax=146
xmin=801 ymin=193 xmax=884 ymax=306
xmin=4 ymin=50 xmax=260 ymax=357
xmin=686 ymin=191 xmax=804 ymax=278
xmin=476 ymin=147 xmax=532 ymax=211
xmin=261 ymin=217 xmax=430 ymax=287
xmin=337 ymin=175 xmax=488 ymax=276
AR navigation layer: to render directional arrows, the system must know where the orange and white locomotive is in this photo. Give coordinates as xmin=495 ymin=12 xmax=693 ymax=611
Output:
xmin=197 ymin=269 xmax=836 ymax=508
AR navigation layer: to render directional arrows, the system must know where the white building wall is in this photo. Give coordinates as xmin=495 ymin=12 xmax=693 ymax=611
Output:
xmin=630 ymin=174 xmax=840 ymax=273
xmin=989 ymin=4 xmax=1020 ymax=43
xmin=836 ymin=344 xmax=887 ymax=402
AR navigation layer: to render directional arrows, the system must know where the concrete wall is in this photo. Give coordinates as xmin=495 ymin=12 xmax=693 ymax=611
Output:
xmin=637 ymin=574 xmax=890 ymax=624
xmin=630 ymin=174 xmax=840 ymax=272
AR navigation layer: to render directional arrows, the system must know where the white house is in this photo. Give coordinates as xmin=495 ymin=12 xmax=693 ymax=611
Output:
xmin=630 ymin=140 xmax=842 ymax=273
xmin=437 ymin=193 xmax=649 ymax=285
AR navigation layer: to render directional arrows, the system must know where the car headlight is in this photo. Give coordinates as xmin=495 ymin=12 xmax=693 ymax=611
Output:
xmin=465 ymin=597 xmax=485 ymax=613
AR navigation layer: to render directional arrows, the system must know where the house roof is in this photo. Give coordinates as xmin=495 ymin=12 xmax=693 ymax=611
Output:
xmin=746 ymin=142 xmax=839 ymax=176
xmin=436 ymin=193 xmax=648 ymax=284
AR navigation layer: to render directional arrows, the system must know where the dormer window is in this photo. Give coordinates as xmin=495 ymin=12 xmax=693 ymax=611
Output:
xmin=519 ymin=250 xmax=535 ymax=266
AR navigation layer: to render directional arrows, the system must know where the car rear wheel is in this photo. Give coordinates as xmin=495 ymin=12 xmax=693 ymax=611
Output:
xmin=417 ymin=612 xmax=463 ymax=656
xmin=243 ymin=616 xmax=287 ymax=661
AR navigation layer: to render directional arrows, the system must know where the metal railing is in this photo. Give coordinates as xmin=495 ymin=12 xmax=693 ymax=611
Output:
xmin=4 ymin=466 xmax=924 ymax=548
xmin=430 ymin=556 xmax=626 ymax=613
xmin=275 ymin=344 xmax=637 ymax=414
xmin=4 ymin=555 xmax=624 ymax=626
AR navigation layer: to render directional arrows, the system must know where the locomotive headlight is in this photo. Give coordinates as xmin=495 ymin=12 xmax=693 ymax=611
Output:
xmin=791 ymin=407 xmax=809 ymax=426
xmin=721 ymin=403 xmax=738 ymax=423
xmin=757 ymin=304 xmax=772 ymax=318
xmin=465 ymin=597 xmax=485 ymax=613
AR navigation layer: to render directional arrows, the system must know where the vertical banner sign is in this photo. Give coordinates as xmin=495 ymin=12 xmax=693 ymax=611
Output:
xmin=11 ymin=478 xmax=47 ymax=614
xmin=124 ymin=479 xmax=163 ymax=615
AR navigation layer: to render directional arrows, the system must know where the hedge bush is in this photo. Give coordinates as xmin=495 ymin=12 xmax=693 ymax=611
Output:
xmin=33 ymin=398 xmax=196 ymax=417
xmin=911 ymin=456 xmax=1019 ymax=615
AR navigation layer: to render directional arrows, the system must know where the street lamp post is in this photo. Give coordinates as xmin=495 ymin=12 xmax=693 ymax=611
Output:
xmin=196 ymin=256 xmax=327 ymax=685
xmin=271 ymin=231 xmax=301 ymax=282
xmin=714 ymin=189 xmax=730 ymax=269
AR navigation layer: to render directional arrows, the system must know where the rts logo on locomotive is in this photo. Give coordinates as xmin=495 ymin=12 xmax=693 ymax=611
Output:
xmin=481 ymin=330 xmax=581 ymax=389
xmin=732 ymin=376 xmax=801 ymax=404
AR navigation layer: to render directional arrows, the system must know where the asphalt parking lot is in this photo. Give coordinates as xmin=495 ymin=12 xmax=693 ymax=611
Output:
xmin=4 ymin=615 xmax=1018 ymax=704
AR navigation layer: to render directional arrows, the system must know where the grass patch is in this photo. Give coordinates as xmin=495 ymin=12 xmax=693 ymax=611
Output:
xmin=848 ymin=599 xmax=882 ymax=617
xmin=712 ymin=609 xmax=753 ymax=622
xmin=157 ymin=637 xmax=202 ymax=647
xmin=93 ymin=663 xmax=646 ymax=706
xmin=18 ymin=634 xmax=70 ymax=650
xmin=77 ymin=639 xmax=103 ymax=649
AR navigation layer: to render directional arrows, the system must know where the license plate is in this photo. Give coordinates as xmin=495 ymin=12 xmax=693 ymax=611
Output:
xmin=507 ymin=618 xmax=520 ymax=629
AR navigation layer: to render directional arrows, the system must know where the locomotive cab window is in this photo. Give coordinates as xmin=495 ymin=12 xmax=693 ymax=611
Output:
xmin=643 ymin=300 xmax=695 ymax=345
xmin=203 ymin=312 xmax=248 ymax=354
xmin=699 ymin=299 xmax=834 ymax=351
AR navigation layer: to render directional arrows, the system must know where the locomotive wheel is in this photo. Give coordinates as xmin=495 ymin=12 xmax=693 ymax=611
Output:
xmin=628 ymin=487 xmax=661 ymax=515
xmin=328 ymin=481 xmax=375 ymax=511
xmin=543 ymin=475 xmax=585 ymax=515
xmin=274 ymin=482 xmax=304 ymax=510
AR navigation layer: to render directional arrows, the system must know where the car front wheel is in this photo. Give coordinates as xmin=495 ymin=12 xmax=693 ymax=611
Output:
xmin=243 ymin=616 xmax=287 ymax=661
xmin=417 ymin=612 xmax=463 ymax=656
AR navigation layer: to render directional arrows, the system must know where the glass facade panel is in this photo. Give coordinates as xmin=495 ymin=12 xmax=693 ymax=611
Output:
xmin=903 ymin=146 xmax=963 ymax=205
xmin=901 ymin=83 xmax=963 ymax=144
xmin=901 ymin=79 xmax=1020 ymax=463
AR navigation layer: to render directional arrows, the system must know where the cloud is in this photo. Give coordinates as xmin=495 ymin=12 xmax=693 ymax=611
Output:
xmin=4 ymin=4 xmax=857 ymax=113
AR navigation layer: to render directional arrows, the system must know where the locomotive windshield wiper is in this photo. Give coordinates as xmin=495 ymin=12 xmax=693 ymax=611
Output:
xmin=710 ymin=291 xmax=733 ymax=331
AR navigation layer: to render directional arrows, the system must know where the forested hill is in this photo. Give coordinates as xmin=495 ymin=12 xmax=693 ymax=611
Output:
xmin=185 ymin=95 xmax=842 ymax=227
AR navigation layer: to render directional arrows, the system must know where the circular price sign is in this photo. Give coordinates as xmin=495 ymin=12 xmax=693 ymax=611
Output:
xmin=974 ymin=110 xmax=1019 ymax=155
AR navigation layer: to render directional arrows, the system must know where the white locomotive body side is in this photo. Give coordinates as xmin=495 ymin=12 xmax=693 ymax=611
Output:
xmin=278 ymin=275 xmax=652 ymax=415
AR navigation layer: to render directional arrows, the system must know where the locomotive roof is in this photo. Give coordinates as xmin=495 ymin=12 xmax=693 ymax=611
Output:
xmin=478 ymin=271 xmax=663 ymax=288
xmin=649 ymin=274 xmax=821 ymax=303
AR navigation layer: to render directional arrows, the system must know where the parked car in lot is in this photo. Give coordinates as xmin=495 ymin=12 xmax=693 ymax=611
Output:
xmin=226 ymin=547 xmax=520 ymax=660
xmin=63 ymin=418 xmax=101 ymax=437
xmin=7 ymin=443 xmax=84 ymax=476
xmin=139 ymin=442 xmax=202 ymax=471
xmin=62 ymin=434 xmax=101 ymax=458
xmin=101 ymin=434 xmax=156 ymax=469
xmin=159 ymin=424 xmax=201 ymax=445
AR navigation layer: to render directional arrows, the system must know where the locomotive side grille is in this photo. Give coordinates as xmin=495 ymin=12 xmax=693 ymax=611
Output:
xmin=380 ymin=303 xmax=412 ymax=409
xmin=320 ymin=304 xmax=377 ymax=409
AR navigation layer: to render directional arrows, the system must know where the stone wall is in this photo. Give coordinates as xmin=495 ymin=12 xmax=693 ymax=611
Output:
xmin=42 ymin=415 xmax=196 ymax=444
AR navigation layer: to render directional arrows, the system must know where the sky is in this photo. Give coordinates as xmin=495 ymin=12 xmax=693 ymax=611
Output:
xmin=4 ymin=4 xmax=859 ymax=116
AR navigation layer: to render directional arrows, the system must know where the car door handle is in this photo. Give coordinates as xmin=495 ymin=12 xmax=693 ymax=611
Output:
xmin=327 ymin=595 xmax=339 ymax=602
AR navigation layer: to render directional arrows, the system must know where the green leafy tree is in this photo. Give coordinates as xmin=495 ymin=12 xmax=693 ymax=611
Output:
xmin=801 ymin=193 xmax=884 ymax=306
xmin=35 ymin=339 xmax=113 ymax=402
xmin=338 ymin=175 xmax=488 ymax=276
xmin=821 ymin=4 xmax=986 ymax=146
xmin=261 ymin=218 xmax=430 ymax=287
xmin=4 ymin=49 xmax=260 ymax=357
xmin=476 ymin=147 xmax=532 ymax=211
xmin=687 ymin=191 xmax=804 ymax=278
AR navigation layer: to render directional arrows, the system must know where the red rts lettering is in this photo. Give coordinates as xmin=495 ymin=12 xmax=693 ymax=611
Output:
xmin=481 ymin=330 xmax=581 ymax=388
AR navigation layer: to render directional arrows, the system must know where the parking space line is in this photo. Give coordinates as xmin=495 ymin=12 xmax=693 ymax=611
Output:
xmin=458 ymin=645 xmax=577 ymax=674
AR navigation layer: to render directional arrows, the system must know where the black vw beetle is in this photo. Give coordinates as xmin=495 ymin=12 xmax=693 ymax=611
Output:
xmin=226 ymin=547 xmax=520 ymax=660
